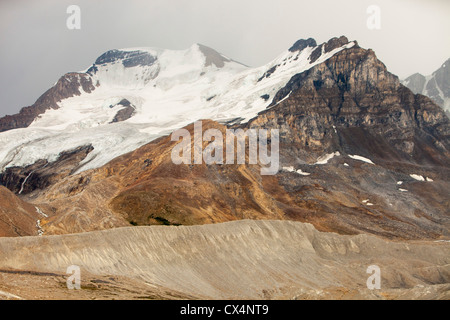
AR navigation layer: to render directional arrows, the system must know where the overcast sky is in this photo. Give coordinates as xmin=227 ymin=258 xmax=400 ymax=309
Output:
xmin=0 ymin=0 xmax=449 ymax=117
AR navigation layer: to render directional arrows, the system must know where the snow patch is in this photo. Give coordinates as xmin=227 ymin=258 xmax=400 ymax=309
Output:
xmin=282 ymin=166 xmax=295 ymax=172
xmin=0 ymin=290 xmax=23 ymax=300
xmin=348 ymin=155 xmax=375 ymax=165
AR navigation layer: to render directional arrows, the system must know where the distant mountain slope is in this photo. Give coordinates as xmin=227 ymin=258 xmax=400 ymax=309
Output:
xmin=402 ymin=58 xmax=450 ymax=113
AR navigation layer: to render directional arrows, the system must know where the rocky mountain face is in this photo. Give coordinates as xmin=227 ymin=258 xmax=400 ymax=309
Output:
xmin=402 ymin=58 xmax=450 ymax=113
xmin=1 ymin=220 xmax=448 ymax=299
xmin=241 ymin=41 xmax=450 ymax=239
xmin=0 ymin=145 xmax=93 ymax=196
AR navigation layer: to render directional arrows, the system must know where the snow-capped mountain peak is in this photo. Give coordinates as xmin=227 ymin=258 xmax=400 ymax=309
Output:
xmin=0 ymin=37 xmax=356 ymax=174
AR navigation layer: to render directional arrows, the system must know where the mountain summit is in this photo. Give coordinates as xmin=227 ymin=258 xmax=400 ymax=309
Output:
xmin=402 ymin=58 xmax=450 ymax=113
xmin=0 ymin=36 xmax=448 ymax=242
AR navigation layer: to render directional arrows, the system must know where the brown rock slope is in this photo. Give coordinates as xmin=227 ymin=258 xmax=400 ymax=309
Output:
xmin=26 ymin=120 xmax=286 ymax=235
xmin=3 ymin=36 xmax=450 ymax=240
xmin=0 ymin=186 xmax=40 ymax=237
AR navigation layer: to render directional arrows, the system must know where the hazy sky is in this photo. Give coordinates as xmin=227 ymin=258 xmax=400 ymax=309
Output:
xmin=0 ymin=0 xmax=449 ymax=117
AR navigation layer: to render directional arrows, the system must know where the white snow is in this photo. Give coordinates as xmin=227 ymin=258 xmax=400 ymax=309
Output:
xmin=399 ymin=188 xmax=408 ymax=192
xmin=348 ymin=155 xmax=375 ymax=165
xmin=426 ymin=177 xmax=433 ymax=182
xmin=343 ymin=163 xmax=349 ymax=167
xmin=410 ymin=174 xmax=425 ymax=181
xmin=0 ymin=41 xmax=356 ymax=174
xmin=0 ymin=290 xmax=23 ymax=300
xmin=423 ymin=75 xmax=433 ymax=98
xmin=35 ymin=204 xmax=49 ymax=235
xmin=403 ymin=70 xmax=450 ymax=113
xmin=282 ymin=166 xmax=296 ymax=172
xmin=433 ymin=77 xmax=447 ymax=109
xmin=443 ymin=97 xmax=450 ymax=113
xmin=18 ymin=171 xmax=34 ymax=195
xmin=397 ymin=181 xmax=403 ymax=185
xmin=282 ymin=166 xmax=311 ymax=176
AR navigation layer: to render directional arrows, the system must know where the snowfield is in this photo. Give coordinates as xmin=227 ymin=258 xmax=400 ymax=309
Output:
xmin=314 ymin=152 xmax=340 ymax=165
